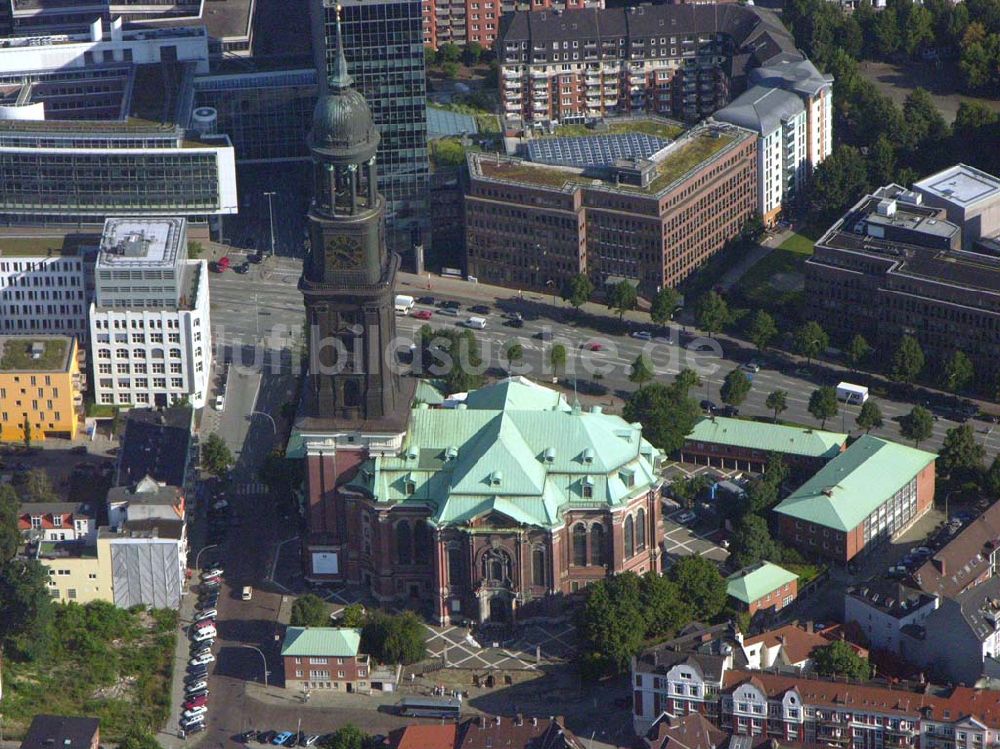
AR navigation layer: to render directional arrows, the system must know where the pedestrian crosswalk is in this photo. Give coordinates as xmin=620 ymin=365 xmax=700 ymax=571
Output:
xmin=235 ymin=482 xmax=268 ymax=496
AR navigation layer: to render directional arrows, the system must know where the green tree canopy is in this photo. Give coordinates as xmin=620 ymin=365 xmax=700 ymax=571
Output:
xmin=668 ymin=556 xmax=727 ymax=622
xmin=318 ymin=724 xmax=372 ymax=749
xmin=650 ymin=287 xmax=681 ymax=326
xmin=0 ymin=484 xmax=20 ymax=564
xmin=942 ymin=350 xmax=974 ymax=394
xmin=12 ymin=468 xmax=57 ymax=503
xmin=845 ymin=333 xmax=873 ymax=371
xmin=856 ymin=400 xmax=884 ymax=434
xmin=119 ymin=729 xmax=162 ymax=749
xmin=607 ymin=281 xmax=638 ymax=320
xmin=201 ymin=433 xmax=233 ymax=477
xmin=504 ymin=341 xmax=524 ymax=369
xmin=892 ymin=335 xmax=925 ymax=384
xmin=561 ymin=274 xmax=594 ymax=311
xmin=813 ymin=640 xmax=872 ymax=680
xmin=438 ymin=42 xmax=461 ymax=62
xmin=339 ymin=603 xmax=367 ymax=628
xmin=747 ymin=310 xmax=778 ymax=352
xmin=807 ymin=145 xmax=870 ymax=224
xmin=623 ymin=382 xmax=701 ymax=455
xmin=808 ymin=386 xmax=839 ymax=429
xmin=0 ymin=558 xmax=53 ymax=659
xmin=549 ymin=343 xmax=567 ymax=376
xmin=730 ymin=514 xmax=779 ymax=569
xmin=939 ymin=423 xmax=985 ymax=477
xmin=900 ymin=405 xmax=934 ymax=446
xmin=697 ymin=291 xmax=730 ymax=337
xmin=986 ymin=456 xmax=1000 ymax=498
xmin=290 ymin=594 xmax=329 ymax=627
xmin=577 ymin=573 xmax=646 ymax=675
xmin=361 ymin=610 xmax=426 ymax=665
xmin=720 ymin=368 xmax=752 ymax=407
xmin=766 ymin=390 xmax=788 ymax=422
xmin=793 ymin=321 xmax=829 ymax=365
xmin=629 ymin=354 xmax=655 ymax=389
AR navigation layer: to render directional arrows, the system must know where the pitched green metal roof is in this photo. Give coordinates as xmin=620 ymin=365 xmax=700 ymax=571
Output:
xmin=414 ymin=379 xmax=446 ymax=406
xmin=774 ymin=435 xmax=936 ymax=531
xmin=727 ymin=561 xmax=799 ymax=604
xmin=687 ymin=417 xmax=846 ymax=459
xmin=280 ymin=627 xmax=361 ymax=657
xmin=345 ymin=379 xmax=663 ymax=530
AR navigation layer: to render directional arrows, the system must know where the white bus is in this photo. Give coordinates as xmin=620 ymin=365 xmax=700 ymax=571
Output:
xmin=836 ymin=382 xmax=869 ymax=405
xmin=397 ymin=697 xmax=462 ymax=718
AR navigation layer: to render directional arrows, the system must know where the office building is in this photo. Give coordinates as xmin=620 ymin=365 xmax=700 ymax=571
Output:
xmin=311 ymin=0 xmax=430 ymax=255
xmin=0 ymin=242 xmax=92 ymax=341
xmin=496 ymin=4 xmax=831 ymax=129
xmin=464 ymin=121 xmax=757 ymax=294
xmin=89 ymin=217 xmax=212 ymax=409
xmin=713 ymin=85 xmax=806 ymax=226
xmin=423 ymin=0 xmax=601 ymax=50
xmin=0 ymin=335 xmax=83 ymax=441
xmin=805 ymin=166 xmax=1000 ymax=389
xmin=774 ymin=435 xmax=936 ymax=564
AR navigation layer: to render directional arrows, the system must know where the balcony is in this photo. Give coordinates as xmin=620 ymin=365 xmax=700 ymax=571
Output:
xmin=530 ymin=69 xmax=548 ymax=79
xmin=503 ymin=70 xmax=520 ymax=79
xmin=532 ymin=102 xmax=547 ymax=111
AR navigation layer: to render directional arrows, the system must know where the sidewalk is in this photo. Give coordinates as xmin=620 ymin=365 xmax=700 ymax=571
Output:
xmin=156 ymin=586 xmax=199 ymax=749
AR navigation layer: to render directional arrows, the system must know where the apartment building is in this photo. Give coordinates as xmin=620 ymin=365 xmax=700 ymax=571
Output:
xmin=89 ymin=217 xmax=212 ymax=409
xmin=910 ymin=502 xmax=1000 ymax=599
xmin=0 ymin=335 xmax=83 ymax=441
xmin=496 ymin=4 xmax=832 ymax=130
xmin=18 ymin=502 xmax=98 ymax=545
xmin=465 ymin=121 xmax=757 ymax=294
xmin=844 ymin=580 xmax=940 ymax=655
xmin=424 ymin=0 xmax=601 ymax=50
xmin=774 ymin=436 xmax=936 ymax=564
xmin=805 ymin=166 xmax=1000 ymax=390
xmin=0 ymin=242 xmax=92 ymax=341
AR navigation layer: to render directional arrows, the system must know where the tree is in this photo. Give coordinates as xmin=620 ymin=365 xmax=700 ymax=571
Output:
xmin=629 ymin=354 xmax=655 ymax=390
xmin=12 ymin=468 xmax=57 ymax=503
xmin=766 ymin=390 xmax=788 ymax=423
xmin=0 ymin=484 xmax=21 ymax=564
xmin=892 ymin=335 xmax=925 ymax=384
xmin=561 ymin=274 xmax=594 ymax=312
xmin=808 ymin=386 xmax=839 ymax=428
xmin=669 ymin=475 xmax=709 ymax=509
xmin=430 ymin=139 xmax=465 ymax=167
xmin=339 ymin=603 xmax=367 ymax=628
xmin=462 ymin=41 xmax=484 ymax=65
xmin=856 ymin=400 xmax=884 ymax=434
xmin=868 ymin=135 xmax=898 ymax=187
xmin=793 ymin=321 xmax=829 ymax=365
xmin=577 ymin=574 xmax=646 ymax=675
xmin=200 ymin=433 xmax=233 ymax=476
xmin=0 ymin=558 xmax=53 ymax=659
xmin=730 ymin=514 xmax=779 ymax=569
xmin=807 ymin=145 xmax=870 ymax=224
xmin=638 ymin=572 xmax=686 ymax=638
xmin=441 ymin=61 xmax=460 ymax=79
xmin=674 ymin=367 xmax=701 ymax=394
xmin=549 ymin=343 xmax=567 ymax=378
xmin=420 ymin=327 xmax=484 ymax=393
xmin=361 ymin=611 xmax=426 ymax=665
xmin=187 ymin=240 xmax=204 ymax=259
xmin=424 ymin=45 xmax=438 ymax=66
xmin=986 ymin=456 xmax=1000 ymax=498
xmin=939 ymin=424 xmax=985 ymax=477
xmin=438 ymin=42 xmax=461 ymax=62
xmin=318 ymin=725 xmax=371 ymax=749
xmin=623 ymin=382 xmax=701 ymax=454
xmin=259 ymin=450 xmax=305 ymax=495
xmin=21 ymin=413 xmax=31 ymax=449
xmin=650 ymin=287 xmax=681 ymax=327
xmin=903 ymin=88 xmax=949 ymax=148
xmin=697 ymin=291 xmax=730 ymax=338
xmin=740 ymin=213 xmax=766 ymax=246
xmin=290 ymin=594 xmax=329 ymax=627
xmin=900 ymin=405 xmax=934 ymax=446
xmin=846 ymin=334 xmax=873 ymax=371
xmin=747 ymin=310 xmax=778 ymax=353
xmin=942 ymin=350 xmax=974 ymax=394
xmin=607 ymin=280 xmax=638 ymax=320
xmin=668 ymin=556 xmax=727 ymax=622
xmin=720 ymin=368 xmax=752 ymax=408
xmin=813 ymin=640 xmax=872 ymax=680
xmin=504 ymin=341 xmax=524 ymax=371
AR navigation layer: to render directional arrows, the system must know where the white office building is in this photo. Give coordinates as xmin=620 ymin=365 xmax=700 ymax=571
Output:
xmin=89 ymin=217 xmax=211 ymax=409
xmin=0 ymin=246 xmax=92 ymax=339
xmin=714 ymin=85 xmax=808 ymax=226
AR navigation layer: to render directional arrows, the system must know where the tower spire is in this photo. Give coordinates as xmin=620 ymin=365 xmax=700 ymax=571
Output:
xmin=329 ymin=3 xmax=353 ymax=91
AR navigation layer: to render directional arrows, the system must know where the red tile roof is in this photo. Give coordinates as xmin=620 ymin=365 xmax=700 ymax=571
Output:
xmin=390 ymin=724 xmax=457 ymax=749
xmin=912 ymin=503 xmax=1000 ymax=599
xmin=645 ymin=712 xmax=728 ymax=749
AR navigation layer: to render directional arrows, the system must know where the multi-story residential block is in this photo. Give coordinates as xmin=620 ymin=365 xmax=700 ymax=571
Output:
xmin=740 ymin=623 xmax=861 ymax=672
xmin=725 ymin=561 xmax=798 ymax=617
xmin=115 ymin=405 xmax=193 ymax=488
xmin=464 ymin=121 xmax=757 ymax=294
xmin=680 ymin=417 xmax=846 ymax=473
xmin=281 ymin=627 xmax=371 ymax=693
xmin=0 ymin=242 xmax=93 ymax=341
xmin=311 ymin=0 xmax=430 ymax=256
xmin=806 ymin=167 xmax=1000 ymax=390
xmin=423 ymin=0 xmax=601 ymax=50
xmin=0 ymin=335 xmax=83 ymax=441
xmin=496 ymin=4 xmax=831 ymax=130
xmin=713 ymin=85 xmax=807 ymax=226
xmin=89 ymin=217 xmax=212 ymax=409
xmin=910 ymin=502 xmax=1000 ymax=599
xmin=844 ymin=580 xmax=940 ymax=655
xmin=18 ymin=502 xmax=98 ymax=545
xmin=20 ymin=715 xmax=100 ymax=749
xmin=774 ymin=436 xmax=936 ymax=564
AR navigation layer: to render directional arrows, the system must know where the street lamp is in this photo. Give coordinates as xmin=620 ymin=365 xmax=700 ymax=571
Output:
xmin=263 ymin=192 xmax=277 ymax=257
xmin=195 ymin=543 xmax=219 ymax=571
xmin=250 ymin=411 xmax=277 ymax=436
xmin=239 ymin=644 xmax=270 ymax=688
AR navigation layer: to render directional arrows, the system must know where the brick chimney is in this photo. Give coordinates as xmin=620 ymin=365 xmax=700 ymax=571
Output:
xmin=934 ymin=557 xmax=946 ymax=575
xmin=806 ymin=620 xmax=814 ymax=634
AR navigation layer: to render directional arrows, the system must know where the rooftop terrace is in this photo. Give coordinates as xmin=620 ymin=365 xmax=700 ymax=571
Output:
xmin=0 ymin=235 xmax=91 ymax=257
xmin=0 ymin=336 xmax=71 ymax=372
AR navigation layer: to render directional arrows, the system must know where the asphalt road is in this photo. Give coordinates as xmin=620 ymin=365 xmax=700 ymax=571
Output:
xmin=206 ymin=256 xmax=1000 ymax=458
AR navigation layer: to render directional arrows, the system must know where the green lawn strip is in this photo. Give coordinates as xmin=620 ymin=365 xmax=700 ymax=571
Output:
xmin=782 ymin=562 xmax=825 ymax=585
xmin=778 ymin=232 xmax=815 ymax=255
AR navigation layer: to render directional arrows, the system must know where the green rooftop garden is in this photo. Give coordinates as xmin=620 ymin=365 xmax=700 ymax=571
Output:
xmin=0 ymin=337 xmax=69 ymax=372
xmin=643 ymin=131 xmax=737 ymax=193
xmin=550 ymin=119 xmax=685 ymax=140
xmin=479 ymin=159 xmax=577 ymax=188
xmin=0 ymin=237 xmax=78 ymax=256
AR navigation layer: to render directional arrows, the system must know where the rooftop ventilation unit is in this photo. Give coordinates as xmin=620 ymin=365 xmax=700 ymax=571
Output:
xmin=876 ymin=198 xmax=897 ymax=217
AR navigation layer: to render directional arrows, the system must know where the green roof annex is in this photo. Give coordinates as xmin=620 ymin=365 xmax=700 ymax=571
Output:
xmin=727 ymin=561 xmax=798 ymax=604
xmin=344 ymin=378 xmax=663 ymax=530
xmin=280 ymin=627 xmax=361 ymax=657
xmin=774 ymin=435 xmax=936 ymax=532
xmin=687 ymin=417 xmax=846 ymax=459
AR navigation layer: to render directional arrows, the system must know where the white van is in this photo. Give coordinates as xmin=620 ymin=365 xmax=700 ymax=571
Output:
xmin=394 ymin=294 xmax=415 ymax=314
xmin=464 ymin=316 xmax=487 ymax=330
xmin=836 ymin=382 xmax=869 ymax=405
xmin=241 ymin=586 xmax=253 ymax=601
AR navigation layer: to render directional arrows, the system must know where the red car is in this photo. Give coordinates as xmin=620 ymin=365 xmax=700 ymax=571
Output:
xmin=412 ymin=310 xmax=433 ymax=320
xmin=184 ymin=695 xmax=208 ymax=709
xmin=584 ymin=341 xmax=604 ymax=351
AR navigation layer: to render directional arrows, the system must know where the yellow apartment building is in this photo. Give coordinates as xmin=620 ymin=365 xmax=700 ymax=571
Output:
xmin=38 ymin=535 xmax=114 ymax=604
xmin=0 ymin=335 xmax=83 ymax=442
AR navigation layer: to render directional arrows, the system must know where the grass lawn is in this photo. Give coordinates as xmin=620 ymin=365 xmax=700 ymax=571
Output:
xmin=551 ymin=119 xmax=685 ymax=140
xmin=778 ymin=232 xmax=816 ymax=255
xmin=0 ymin=337 xmax=68 ymax=371
xmin=2 ymin=602 xmax=177 ymax=741
xmin=733 ymin=234 xmax=815 ymax=318
xmin=783 ymin=562 xmax=825 ymax=585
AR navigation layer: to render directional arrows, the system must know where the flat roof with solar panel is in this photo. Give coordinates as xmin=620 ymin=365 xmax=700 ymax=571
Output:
xmin=527 ymin=132 xmax=671 ymax=168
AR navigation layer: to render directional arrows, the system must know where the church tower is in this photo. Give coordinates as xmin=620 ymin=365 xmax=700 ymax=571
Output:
xmin=299 ymin=7 xmax=410 ymax=427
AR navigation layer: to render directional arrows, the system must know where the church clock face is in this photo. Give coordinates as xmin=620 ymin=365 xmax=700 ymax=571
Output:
xmin=325 ymin=235 xmax=363 ymax=271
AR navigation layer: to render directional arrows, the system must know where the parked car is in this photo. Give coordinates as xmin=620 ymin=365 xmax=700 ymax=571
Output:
xmin=234 ymin=262 xmax=250 ymax=274
xmin=185 ymin=688 xmax=209 ymax=700
xmin=412 ymin=309 xmax=433 ymax=320
xmin=469 ymin=304 xmax=490 ymax=314
xmin=183 ymin=706 xmax=208 ymax=719
xmin=719 ymin=405 xmax=740 ymax=418
xmin=202 ymin=567 xmax=224 ymax=578
xmin=676 ymin=511 xmax=697 ymax=524
xmin=187 ymin=665 xmax=209 ymax=678
xmin=416 ymin=296 xmax=435 ymax=305
xmin=248 ymin=253 xmax=264 ymax=264
xmin=742 ymin=361 xmax=761 ymax=373
xmin=437 ymin=307 xmax=459 ymax=316
xmin=242 ymin=586 xmax=253 ymax=601
xmin=302 ymin=736 xmax=320 ymax=747
xmin=184 ymin=695 xmax=209 ymax=710
xmin=503 ymin=318 xmax=524 ymax=328
xmin=630 ymin=331 xmax=652 ymax=341
xmin=180 ymin=716 xmax=205 ymax=730
xmin=699 ymin=399 xmax=718 ymax=413
xmin=194 ymin=608 xmax=217 ymax=622
xmin=258 ymin=732 xmax=278 ymax=744
xmin=186 ymin=680 xmax=208 ymax=693
xmin=239 ymin=731 xmax=259 ymax=743
xmin=281 ymin=734 xmax=297 ymax=747
xmin=273 ymin=732 xmax=295 ymax=746
xmin=583 ymin=341 xmax=603 ymax=351
xmin=201 ymin=577 xmax=221 ymax=587
xmin=183 ymin=722 xmax=206 ymax=736
xmin=190 ymin=652 xmax=216 ymax=666
xmin=191 ymin=628 xmax=216 ymax=643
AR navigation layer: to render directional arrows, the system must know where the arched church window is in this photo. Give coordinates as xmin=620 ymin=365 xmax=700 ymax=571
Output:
xmin=396 ymin=520 xmax=412 ymax=565
xmin=573 ymin=523 xmax=587 ymax=566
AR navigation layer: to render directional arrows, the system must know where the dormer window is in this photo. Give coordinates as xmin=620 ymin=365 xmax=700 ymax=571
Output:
xmin=445 ymin=446 xmax=458 ymax=461
xmin=53 ymin=515 xmax=62 ymax=528
xmin=404 ymin=480 xmax=416 ymax=496
xmin=582 ymin=475 xmax=594 ymax=499
xmin=543 ymin=447 xmax=556 ymax=463
xmin=31 ymin=516 xmax=41 ymax=529
xmin=582 ymin=447 xmax=594 ymax=464
xmin=620 ymin=467 xmax=636 ymax=488
xmin=490 ymin=471 xmax=502 ymax=487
